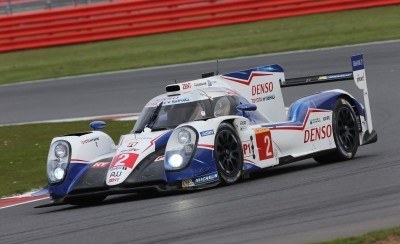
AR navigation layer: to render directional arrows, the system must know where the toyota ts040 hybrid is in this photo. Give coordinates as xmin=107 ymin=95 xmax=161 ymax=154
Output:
xmin=38 ymin=54 xmax=377 ymax=207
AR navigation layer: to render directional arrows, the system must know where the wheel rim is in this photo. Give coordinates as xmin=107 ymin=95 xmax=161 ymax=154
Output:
xmin=215 ymin=130 xmax=241 ymax=176
xmin=337 ymin=107 xmax=357 ymax=152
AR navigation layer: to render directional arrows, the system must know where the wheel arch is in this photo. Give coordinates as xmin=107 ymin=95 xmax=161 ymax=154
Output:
xmin=182 ymin=116 xmax=247 ymax=139
xmin=337 ymin=94 xmax=364 ymax=132
xmin=288 ymin=90 xmax=365 ymax=125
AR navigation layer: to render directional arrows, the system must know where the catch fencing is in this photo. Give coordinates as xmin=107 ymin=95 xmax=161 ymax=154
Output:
xmin=1 ymin=0 xmax=400 ymax=52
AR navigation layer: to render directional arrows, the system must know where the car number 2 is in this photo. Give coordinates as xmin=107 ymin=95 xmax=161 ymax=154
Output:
xmin=255 ymin=129 xmax=274 ymax=160
xmin=110 ymin=153 xmax=138 ymax=169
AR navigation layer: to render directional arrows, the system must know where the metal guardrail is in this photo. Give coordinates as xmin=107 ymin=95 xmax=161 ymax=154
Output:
xmin=0 ymin=0 xmax=116 ymax=15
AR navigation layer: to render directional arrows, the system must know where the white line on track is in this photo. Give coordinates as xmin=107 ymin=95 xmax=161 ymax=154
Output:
xmin=0 ymin=196 xmax=49 ymax=210
xmin=0 ymin=113 xmax=139 ymax=127
xmin=1 ymin=39 xmax=399 ymax=89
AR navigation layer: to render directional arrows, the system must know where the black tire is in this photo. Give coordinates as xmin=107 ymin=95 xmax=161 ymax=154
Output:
xmin=314 ymin=98 xmax=359 ymax=163
xmin=66 ymin=195 xmax=106 ymax=206
xmin=214 ymin=123 xmax=243 ymax=184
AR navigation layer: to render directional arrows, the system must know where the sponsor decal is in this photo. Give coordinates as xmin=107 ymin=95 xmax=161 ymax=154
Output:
xmin=253 ymin=128 xmax=269 ymax=133
xmin=200 ymin=129 xmax=214 ymax=137
xmin=122 ymin=142 xmax=140 ymax=152
xmin=163 ymin=98 xmax=190 ymax=105
xmin=134 ymin=136 xmax=153 ymax=140
xmin=318 ymin=73 xmax=352 ymax=81
xmin=239 ymin=120 xmax=248 ymax=131
xmin=194 ymin=81 xmax=207 ymax=87
xmin=91 ymin=162 xmax=110 ymax=168
xmin=181 ymin=178 xmax=195 ymax=189
xmin=110 ymin=171 xmax=122 ymax=178
xmin=148 ymin=96 xmax=189 ymax=107
xmin=304 ymin=125 xmax=332 ymax=143
xmin=356 ymin=73 xmax=365 ymax=83
xmin=81 ymin=137 xmax=99 ymax=145
xmin=309 ymin=118 xmax=321 ymax=125
xmin=182 ymin=83 xmax=191 ymax=90
xmin=127 ymin=142 xmax=138 ymax=147
xmin=108 ymin=178 xmax=119 ymax=183
xmin=194 ymin=173 xmax=218 ymax=185
xmin=251 ymin=94 xmax=275 ymax=104
xmin=253 ymin=128 xmax=274 ymax=160
xmin=252 ymin=82 xmax=273 ymax=96
xmin=182 ymin=173 xmax=219 ymax=188
xmin=120 ymin=148 xmax=139 ymax=153
xmin=109 ymin=153 xmax=139 ymax=170
xmin=353 ymin=59 xmax=363 ymax=67
xmin=242 ymin=137 xmax=255 ymax=159
xmin=351 ymin=54 xmax=365 ymax=71
xmin=352 ymin=59 xmax=364 ymax=70
xmin=310 ymin=115 xmax=330 ymax=124
xmin=207 ymin=80 xmax=214 ymax=86
xmin=327 ymin=73 xmax=353 ymax=79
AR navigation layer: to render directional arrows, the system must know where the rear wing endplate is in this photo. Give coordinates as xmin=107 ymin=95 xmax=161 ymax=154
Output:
xmin=281 ymin=54 xmax=373 ymax=133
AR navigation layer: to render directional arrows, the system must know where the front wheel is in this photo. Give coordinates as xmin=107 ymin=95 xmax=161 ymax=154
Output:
xmin=214 ymin=123 xmax=243 ymax=184
xmin=314 ymin=98 xmax=359 ymax=163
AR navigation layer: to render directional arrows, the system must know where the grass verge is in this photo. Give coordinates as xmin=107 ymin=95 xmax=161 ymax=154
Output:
xmin=1 ymin=5 xmax=400 ymax=85
xmin=0 ymin=121 xmax=133 ymax=197
xmin=322 ymin=226 xmax=400 ymax=244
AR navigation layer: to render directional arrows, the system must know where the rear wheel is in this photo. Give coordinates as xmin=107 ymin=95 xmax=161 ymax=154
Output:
xmin=314 ymin=98 xmax=359 ymax=163
xmin=214 ymin=123 xmax=243 ymax=184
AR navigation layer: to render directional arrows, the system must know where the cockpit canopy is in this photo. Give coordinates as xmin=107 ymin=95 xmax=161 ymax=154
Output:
xmin=132 ymin=88 xmax=268 ymax=133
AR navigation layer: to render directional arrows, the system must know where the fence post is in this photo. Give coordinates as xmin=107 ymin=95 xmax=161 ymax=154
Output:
xmin=7 ymin=0 xmax=13 ymax=14
xmin=46 ymin=0 xmax=52 ymax=10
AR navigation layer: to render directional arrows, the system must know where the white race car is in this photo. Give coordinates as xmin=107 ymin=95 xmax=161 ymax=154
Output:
xmin=38 ymin=54 xmax=377 ymax=207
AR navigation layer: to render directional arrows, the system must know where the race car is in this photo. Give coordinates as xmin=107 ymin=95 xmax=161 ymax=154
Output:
xmin=38 ymin=54 xmax=377 ymax=207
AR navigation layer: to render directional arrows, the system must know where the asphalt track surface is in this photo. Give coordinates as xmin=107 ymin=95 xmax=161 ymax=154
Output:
xmin=1 ymin=40 xmax=400 ymax=243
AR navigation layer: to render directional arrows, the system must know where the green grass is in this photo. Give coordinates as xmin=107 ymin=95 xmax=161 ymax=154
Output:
xmin=0 ymin=121 xmax=133 ymax=197
xmin=1 ymin=5 xmax=400 ymax=85
xmin=322 ymin=226 xmax=400 ymax=244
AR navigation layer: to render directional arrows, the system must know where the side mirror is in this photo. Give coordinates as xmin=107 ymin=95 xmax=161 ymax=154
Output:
xmin=90 ymin=121 xmax=106 ymax=131
xmin=236 ymin=104 xmax=257 ymax=118
xmin=236 ymin=104 xmax=257 ymax=112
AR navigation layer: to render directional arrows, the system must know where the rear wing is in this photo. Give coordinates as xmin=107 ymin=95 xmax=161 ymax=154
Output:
xmin=282 ymin=54 xmax=373 ymax=133
xmin=281 ymin=72 xmax=353 ymax=87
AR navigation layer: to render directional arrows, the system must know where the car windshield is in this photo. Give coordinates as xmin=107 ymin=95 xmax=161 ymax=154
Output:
xmin=133 ymin=100 xmax=211 ymax=132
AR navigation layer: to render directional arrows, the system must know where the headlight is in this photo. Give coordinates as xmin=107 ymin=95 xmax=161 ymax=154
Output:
xmin=47 ymin=140 xmax=70 ymax=184
xmin=165 ymin=126 xmax=198 ymax=171
xmin=54 ymin=167 xmax=65 ymax=180
xmin=54 ymin=143 xmax=68 ymax=158
xmin=168 ymin=154 xmax=183 ymax=168
xmin=178 ymin=129 xmax=191 ymax=144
